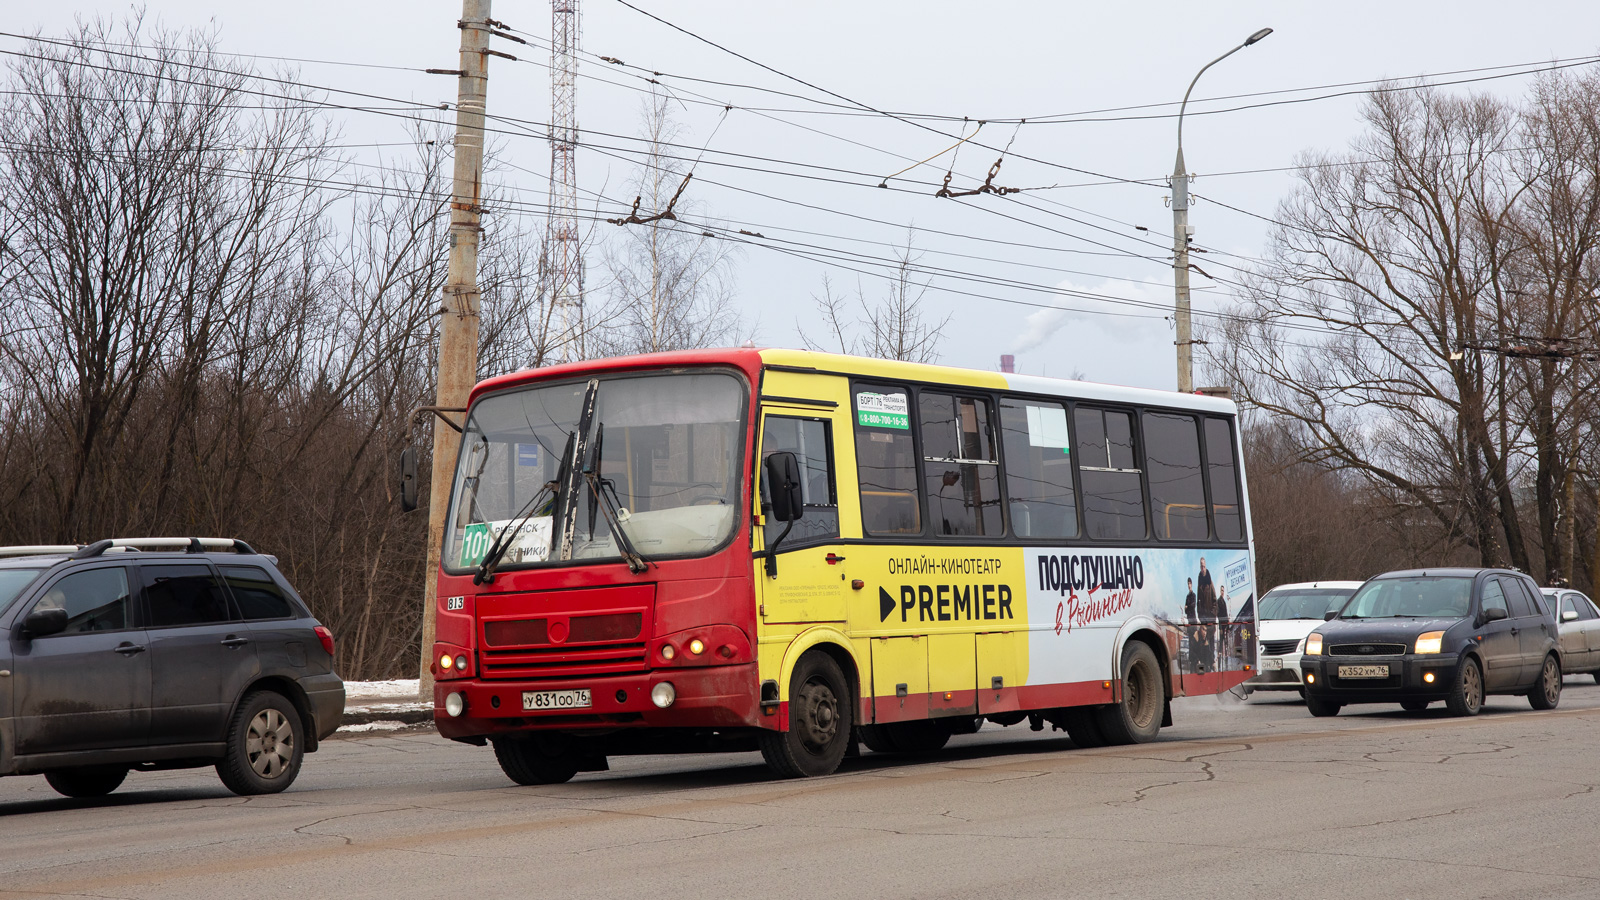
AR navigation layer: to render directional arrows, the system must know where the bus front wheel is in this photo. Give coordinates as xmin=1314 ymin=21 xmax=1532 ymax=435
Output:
xmin=1094 ymin=641 xmax=1164 ymax=745
xmin=760 ymin=651 xmax=853 ymax=778
xmin=492 ymin=735 xmax=582 ymax=785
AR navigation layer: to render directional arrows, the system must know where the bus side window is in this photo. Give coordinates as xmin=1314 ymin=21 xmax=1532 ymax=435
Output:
xmin=1203 ymin=417 xmax=1243 ymax=542
xmin=920 ymin=392 xmax=1001 ymax=537
xmin=1074 ymin=407 xmax=1148 ymax=540
xmin=998 ymin=397 xmax=1078 ymax=538
xmin=853 ymin=385 xmax=922 ymax=536
xmin=761 ymin=416 xmax=839 ymax=547
xmin=1143 ymin=411 xmax=1208 ymax=541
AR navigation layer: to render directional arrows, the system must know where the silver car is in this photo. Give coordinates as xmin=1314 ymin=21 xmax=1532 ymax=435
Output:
xmin=1539 ymin=588 xmax=1600 ymax=681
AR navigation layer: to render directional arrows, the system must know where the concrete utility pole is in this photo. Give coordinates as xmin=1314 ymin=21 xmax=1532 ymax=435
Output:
xmin=1172 ymin=27 xmax=1272 ymax=394
xmin=420 ymin=0 xmax=493 ymax=698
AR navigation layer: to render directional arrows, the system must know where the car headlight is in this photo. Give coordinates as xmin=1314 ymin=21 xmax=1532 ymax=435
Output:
xmin=1305 ymin=633 xmax=1323 ymax=656
xmin=1414 ymin=631 xmax=1445 ymax=655
xmin=1295 ymin=637 xmax=1305 ymax=653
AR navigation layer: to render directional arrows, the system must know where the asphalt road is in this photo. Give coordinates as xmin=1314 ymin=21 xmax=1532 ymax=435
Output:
xmin=4 ymin=680 xmax=1600 ymax=900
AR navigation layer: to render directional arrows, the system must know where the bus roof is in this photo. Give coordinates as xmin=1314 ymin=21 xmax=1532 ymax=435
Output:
xmin=469 ymin=347 xmax=1237 ymax=415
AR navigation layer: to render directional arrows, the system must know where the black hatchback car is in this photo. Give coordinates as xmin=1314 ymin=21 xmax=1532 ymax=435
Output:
xmin=1299 ymin=568 xmax=1561 ymax=718
xmin=0 ymin=538 xmax=343 ymax=798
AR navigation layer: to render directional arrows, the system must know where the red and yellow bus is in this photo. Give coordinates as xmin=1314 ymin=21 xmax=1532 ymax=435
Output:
xmin=428 ymin=348 xmax=1257 ymax=781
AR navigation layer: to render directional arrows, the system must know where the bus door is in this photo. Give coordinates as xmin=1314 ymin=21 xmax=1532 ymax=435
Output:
xmin=755 ymin=397 xmax=850 ymax=626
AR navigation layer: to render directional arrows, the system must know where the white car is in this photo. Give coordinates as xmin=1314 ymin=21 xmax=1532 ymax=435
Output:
xmin=1539 ymin=588 xmax=1600 ymax=681
xmin=1244 ymin=581 xmax=1364 ymax=697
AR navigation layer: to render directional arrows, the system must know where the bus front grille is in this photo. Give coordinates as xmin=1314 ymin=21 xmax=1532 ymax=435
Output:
xmin=479 ymin=641 xmax=649 ymax=682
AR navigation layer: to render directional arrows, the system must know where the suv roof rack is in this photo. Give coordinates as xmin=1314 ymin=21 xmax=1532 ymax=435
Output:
xmin=72 ymin=538 xmax=259 ymax=559
xmin=0 ymin=545 xmax=82 ymax=559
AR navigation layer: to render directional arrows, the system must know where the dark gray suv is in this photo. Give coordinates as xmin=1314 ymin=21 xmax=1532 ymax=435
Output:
xmin=0 ymin=538 xmax=343 ymax=798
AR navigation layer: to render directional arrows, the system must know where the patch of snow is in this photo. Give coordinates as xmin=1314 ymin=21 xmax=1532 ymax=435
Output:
xmin=344 ymin=702 xmax=432 ymax=716
xmin=343 ymin=679 xmax=422 ymax=702
xmin=338 ymin=720 xmax=411 ymax=733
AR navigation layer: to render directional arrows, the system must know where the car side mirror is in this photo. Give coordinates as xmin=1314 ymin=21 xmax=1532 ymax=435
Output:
xmin=764 ymin=451 xmax=804 ymax=523
xmin=1482 ymin=606 xmax=1508 ymax=623
xmin=399 ymin=447 xmax=419 ymax=512
xmin=1561 ymin=609 xmax=1579 ymax=623
xmin=22 ymin=607 xmax=68 ymax=638
xmin=1323 ymin=610 xmax=1338 ymax=621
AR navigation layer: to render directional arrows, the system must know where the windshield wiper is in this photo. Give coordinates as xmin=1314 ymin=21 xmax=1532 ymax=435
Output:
xmin=583 ymin=424 xmax=649 ymax=574
xmin=474 ymin=431 xmax=574 ymax=585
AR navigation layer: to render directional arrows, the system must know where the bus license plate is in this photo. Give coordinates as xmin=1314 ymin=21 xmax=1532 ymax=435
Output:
xmin=1260 ymin=657 xmax=1282 ymax=670
xmin=1338 ymin=665 xmax=1389 ymax=679
xmin=523 ymin=689 xmax=592 ymax=711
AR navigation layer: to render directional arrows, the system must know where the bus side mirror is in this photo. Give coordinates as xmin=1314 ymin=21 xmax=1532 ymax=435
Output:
xmin=400 ymin=447 xmax=419 ymax=512
xmin=764 ymin=452 xmax=804 ymax=522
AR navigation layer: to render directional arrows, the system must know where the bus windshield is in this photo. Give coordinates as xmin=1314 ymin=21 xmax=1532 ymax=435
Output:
xmin=444 ymin=370 xmax=746 ymax=571
xmin=1258 ymin=587 xmax=1355 ymax=620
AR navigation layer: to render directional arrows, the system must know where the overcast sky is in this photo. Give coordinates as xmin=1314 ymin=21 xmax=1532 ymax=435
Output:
xmin=15 ymin=2 xmax=1600 ymax=389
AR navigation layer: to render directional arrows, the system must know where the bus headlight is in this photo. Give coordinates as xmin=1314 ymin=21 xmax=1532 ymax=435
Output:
xmin=440 ymin=653 xmax=454 ymax=670
xmin=1414 ymin=631 xmax=1445 ymax=655
xmin=444 ymin=692 xmax=466 ymax=717
xmin=651 ymin=682 xmax=676 ymax=709
xmin=1305 ymin=633 xmax=1323 ymax=656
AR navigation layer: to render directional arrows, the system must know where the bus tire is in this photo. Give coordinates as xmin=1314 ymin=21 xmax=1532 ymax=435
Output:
xmin=759 ymin=651 xmax=853 ymax=778
xmin=492 ymin=736 xmax=581 ymax=785
xmin=1094 ymin=641 xmax=1163 ymax=745
xmin=886 ymin=720 xmax=950 ymax=754
xmin=1061 ymin=707 xmax=1107 ymax=748
xmin=857 ymin=724 xmax=899 ymax=754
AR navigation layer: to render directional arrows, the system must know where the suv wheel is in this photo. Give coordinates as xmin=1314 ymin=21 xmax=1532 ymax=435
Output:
xmin=217 ymin=691 xmax=305 ymax=795
xmin=1304 ymin=694 xmax=1341 ymax=717
xmin=1528 ymin=654 xmax=1561 ymax=710
xmin=1445 ymin=657 xmax=1483 ymax=717
xmin=45 ymin=766 xmax=127 ymax=798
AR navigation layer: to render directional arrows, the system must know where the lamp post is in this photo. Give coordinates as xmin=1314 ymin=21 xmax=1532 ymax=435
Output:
xmin=1172 ymin=27 xmax=1272 ymax=393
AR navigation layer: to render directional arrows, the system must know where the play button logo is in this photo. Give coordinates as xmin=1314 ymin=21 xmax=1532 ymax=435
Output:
xmin=879 ymin=588 xmax=895 ymax=621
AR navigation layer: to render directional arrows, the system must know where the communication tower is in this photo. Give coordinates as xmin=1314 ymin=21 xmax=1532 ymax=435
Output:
xmin=548 ymin=0 xmax=583 ymax=360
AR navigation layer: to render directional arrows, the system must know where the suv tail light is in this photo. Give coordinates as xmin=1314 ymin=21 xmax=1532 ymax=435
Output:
xmin=313 ymin=625 xmax=335 ymax=657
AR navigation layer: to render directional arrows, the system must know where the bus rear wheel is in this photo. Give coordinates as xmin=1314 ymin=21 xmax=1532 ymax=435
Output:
xmin=760 ymin=651 xmax=853 ymax=778
xmin=1060 ymin=707 xmax=1107 ymax=748
xmin=1095 ymin=641 xmax=1164 ymax=745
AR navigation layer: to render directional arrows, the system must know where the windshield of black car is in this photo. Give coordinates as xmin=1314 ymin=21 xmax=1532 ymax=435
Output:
xmin=0 ymin=567 xmax=44 ymax=615
xmin=444 ymin=371 xmax=745 ymax=570
xmin=1259 ymin=588 xmax=1355 ymax=620
xmin=1341 ymin=576 xmax=1473 ymax=619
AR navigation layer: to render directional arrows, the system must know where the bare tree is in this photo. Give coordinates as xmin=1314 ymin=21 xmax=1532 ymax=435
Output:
xmin=1208 ymin=75 xmax=1600 ymax=584
xmin=0 ymin=17 xmax=564 ymax=678
xmin=594 ymin=91 xmax=740 ymax=356
xmin=800 ymin=232 xmax=949 ymax=363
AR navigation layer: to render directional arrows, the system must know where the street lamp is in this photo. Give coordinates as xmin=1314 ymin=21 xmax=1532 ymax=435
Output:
xmin=1172 ymin=27 xmax=1272 ymax=393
